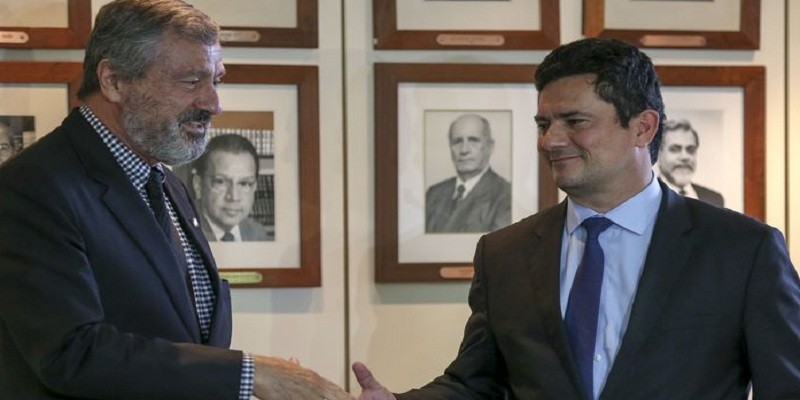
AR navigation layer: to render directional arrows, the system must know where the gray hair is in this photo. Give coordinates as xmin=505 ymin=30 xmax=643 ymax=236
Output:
xmin=77 ymin=0 xmax=219 ymax=99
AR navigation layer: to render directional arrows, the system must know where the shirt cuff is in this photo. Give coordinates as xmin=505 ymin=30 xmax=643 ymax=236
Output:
xmin=239 ymin=353 xmax=255 ymax=400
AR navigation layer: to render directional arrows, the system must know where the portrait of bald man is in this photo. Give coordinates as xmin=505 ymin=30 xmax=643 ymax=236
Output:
xmin=425 ymin=113 xmax=511 ymax=233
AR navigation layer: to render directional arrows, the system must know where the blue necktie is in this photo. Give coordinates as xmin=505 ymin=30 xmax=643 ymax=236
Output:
xmin=564 ymin=216 xmax=613 ymax=399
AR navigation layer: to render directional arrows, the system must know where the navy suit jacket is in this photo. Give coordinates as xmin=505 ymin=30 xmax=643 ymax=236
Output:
xmin=426 ymin=168 xmax=511 ymax=233
xmin=399 ymin=181 xmax=800 ymax=400
xmin=0 ymin=109 xmax=242 ymax=399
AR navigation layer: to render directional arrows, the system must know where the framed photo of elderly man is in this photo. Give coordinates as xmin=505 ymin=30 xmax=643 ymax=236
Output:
xmin=0 ymin=62 xmax=83 ymax=157
xmin=188 ymin=64 xmax=321 ymax=288
xmin=190 ymin=0 xmax=317 ymax=48
xmin=0 ymin=0 xmax=90 ymax=48
xmin=374 ymin=63 xmax=558 ymax=283
xmin=583 ymin=0 xmax=759 ymax=49
xmin=654 ymin=65 xmax=765 ymax=220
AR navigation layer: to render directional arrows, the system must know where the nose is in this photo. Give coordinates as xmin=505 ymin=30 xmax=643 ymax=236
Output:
xmin=538 ymin=123 xmax=568 ymax=152
xmin=224 ymin=182 xmax=242 ymax=201
xmin=196 ymin=82 xmax=221 ymax=115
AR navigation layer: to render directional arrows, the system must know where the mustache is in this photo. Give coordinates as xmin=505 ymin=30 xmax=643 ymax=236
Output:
xmin=179 ymin=109 xmax=213 ymax=124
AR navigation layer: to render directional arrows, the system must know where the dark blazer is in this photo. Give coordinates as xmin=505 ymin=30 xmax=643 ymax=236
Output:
xmin=426 ymin=168 xmax=511 ymax=233
xmin=693 ymin=183 xmax=725 ymax=208
xmin=399 ymin=181 xmax=800 ymax=400
xmin=0 ymin=109 xmax=242 ymax=399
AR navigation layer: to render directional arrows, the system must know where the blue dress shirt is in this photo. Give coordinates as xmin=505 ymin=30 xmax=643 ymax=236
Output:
xmin=560 ymin=176 xmax=662 ymax=399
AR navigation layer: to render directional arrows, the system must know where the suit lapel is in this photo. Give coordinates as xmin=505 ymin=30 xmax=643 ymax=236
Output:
xmin=600 ymin=184 xmax=694 ymax=399
xmin=63 ymin=110 xmax=201 ymax=342
xmin=526 ymin=202 xmax=586 ymax=396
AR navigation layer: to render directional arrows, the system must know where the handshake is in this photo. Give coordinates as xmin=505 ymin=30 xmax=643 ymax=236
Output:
xmin=253 ymin=356 xmax=394 ymax=400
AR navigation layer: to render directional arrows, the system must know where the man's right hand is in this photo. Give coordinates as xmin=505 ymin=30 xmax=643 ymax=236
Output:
xmin=352 ymin=362 xmax=396 ymax=400
xmin=252 ymin=355 xmax=353 ymax=400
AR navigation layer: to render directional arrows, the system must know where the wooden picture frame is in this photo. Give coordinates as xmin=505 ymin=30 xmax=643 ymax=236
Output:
xmin=374 ymin=63 xmax=558 ymax=283
xmin=0 ymin=62 xmax=83 ymax=108
xmin=656 ymin=66 xmax=765 ymax=220
xmin=202 ymin=64 xmax=320 ymax=287
xmin=584 ymin=0 xmax=760 ymax=49
xmin=0 ymin=0 xmax=91 ymax=49
xmin=215 ymin=0 xmax=318 ymax=48
xmin=373 ymin=0 xmax=560 ymax=50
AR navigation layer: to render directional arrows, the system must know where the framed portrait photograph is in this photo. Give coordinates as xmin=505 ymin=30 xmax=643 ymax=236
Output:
xmin=0 ymin=62 xmax=83 ymax=159
xmin=374 ymin=63 xmax=558 ymax=283
xmin=583 ymin=0 xmax=760 ymax=49
xmin=178 ymin=64 xmax=320 ymax=287
xmin=655 ymin=66 xmax=765 ymax=220
xmin=0 ymin=0 xmax=91 ymax=49
xmin=192 ymin=0 xmax=317 ymax=48
xmin=373 ymin=0 xmax=560 ymax=50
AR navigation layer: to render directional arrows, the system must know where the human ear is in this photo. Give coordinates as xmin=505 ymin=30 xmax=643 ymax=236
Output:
xmin=97 ymin=59 xmax=124 ymax=103
xmin=633 ymin=109 xmax=660 ymax=148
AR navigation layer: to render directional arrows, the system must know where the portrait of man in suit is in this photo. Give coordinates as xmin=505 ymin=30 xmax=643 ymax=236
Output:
xmin=190 ymin=134 xmax=272 ymax=242
xmin=656 ymin=118 xmax=725 ymax=207
xmin=425 ymin=113 xmax=511 ymax=233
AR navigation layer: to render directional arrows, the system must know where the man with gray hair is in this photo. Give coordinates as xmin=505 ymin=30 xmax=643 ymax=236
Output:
xmin=656 ymin=119 xmax=724 ymax=207
xmin=425 ymin=113 xmax=511 ymax=233
xmin=0 ymin=1 xmax=350 ymax=399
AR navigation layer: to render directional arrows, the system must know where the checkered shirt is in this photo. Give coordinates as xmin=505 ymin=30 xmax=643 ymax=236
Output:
xmin=79 ymin=106 xmax=254 ymax=399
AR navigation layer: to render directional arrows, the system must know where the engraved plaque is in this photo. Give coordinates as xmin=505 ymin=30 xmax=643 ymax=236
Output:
xmin=219 ymin=271 xmax=264 ymax=284
xmin=640 ymin=35 xmax=707 ymax=48
xmin=436 ymin=34 xmax=505 ymax=47
xmin=439 ymin=266 xmax=474 ymax=280
xmin=0 ymin=31 xmax=29 ymax=44
xmin=218 ymin=29 xmax=261 ymax=43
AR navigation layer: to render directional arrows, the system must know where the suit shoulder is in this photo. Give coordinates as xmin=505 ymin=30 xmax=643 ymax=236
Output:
xmin=683 ymin=197 xmax=774 ymax=236
xmin=481 ymin=203 xmax=564 ymax=247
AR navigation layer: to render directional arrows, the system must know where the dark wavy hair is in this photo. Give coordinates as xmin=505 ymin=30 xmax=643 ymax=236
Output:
xmin=535 ymin=38 xmax=666 ymax=164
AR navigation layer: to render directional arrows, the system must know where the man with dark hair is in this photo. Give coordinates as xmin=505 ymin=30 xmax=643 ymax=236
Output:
xmin=425 ymin=113 xmax=511 ymax=233
xmin=354 ymin=38 xmax=800 ymax=400
xmin=191 ymin=134 xmax=271 ymax=241
xmin=657 ymin=119 xmax=724 ymax=207
xmin=0 ymin=1 xmax=350 ymax=399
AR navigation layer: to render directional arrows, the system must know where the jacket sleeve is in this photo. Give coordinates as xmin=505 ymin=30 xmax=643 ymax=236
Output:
xmin=0 ymin=159 xmax=243 ymax=399
xmin=743 ymin=227 xmax=800 ymax=399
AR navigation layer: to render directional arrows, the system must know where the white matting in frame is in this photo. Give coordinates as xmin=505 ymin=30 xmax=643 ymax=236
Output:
xmin=605 ymin=0 xmax=739 ymax=32
xmin=0 ymin=84 xmax=69 ymax=143
xmin=190 ymin=0 xmax=296 ymax=28
xmin=659 ymin=87 xmax=744 ymax=212
xmin=396 ymin=0 xmax=540 ymax=31
xmin=0 ymin=0 xmax=69 ymax=28
xmin=212 ymin=83 xmax=301 ymax=268
xmin=398 ymin=83 xmax=538 ymax=264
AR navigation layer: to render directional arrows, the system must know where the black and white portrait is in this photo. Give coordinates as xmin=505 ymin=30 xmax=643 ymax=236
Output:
xmin=655 ymin=117 xmax=724 ymax=207
xmin=424 ymin=111 xmax=512 ymax=233
xmin=0 ymin=115 xmax=34 ymax=165
xmin=174 ymin=120 xmax=276 ymax=242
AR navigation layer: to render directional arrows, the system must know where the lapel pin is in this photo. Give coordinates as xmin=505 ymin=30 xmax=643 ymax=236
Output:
xmin=192 ymin=217 xmax=199 ymax=228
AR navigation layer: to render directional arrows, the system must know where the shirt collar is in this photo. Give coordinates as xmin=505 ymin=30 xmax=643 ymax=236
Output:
xmin=456 ymin=165 xmax=491 ymax=197
xmin=566 ymin=173 xmax=662 ymax=236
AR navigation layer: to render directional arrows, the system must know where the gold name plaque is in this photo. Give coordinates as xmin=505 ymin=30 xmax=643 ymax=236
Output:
xmin=219 ymin=30 xmax=261 ymax=43
xmin=640 ymin=35 xmax=707 ymax=48
xmin=0 ymin=31 xmax=29 ymax=44
xmin=439 ymin=266 xmax=474 ymax=280
xmin=219 ymin=271 xmax=264 ymax=285
xmin=436 ymin=34 xmax=505 ymax=47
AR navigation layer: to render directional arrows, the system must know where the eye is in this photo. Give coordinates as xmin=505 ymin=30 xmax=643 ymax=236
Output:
xmin=535 ymin=121 xmax=550 ymax=134
xmin=565 ymin=118 xmax=586 ymax=127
